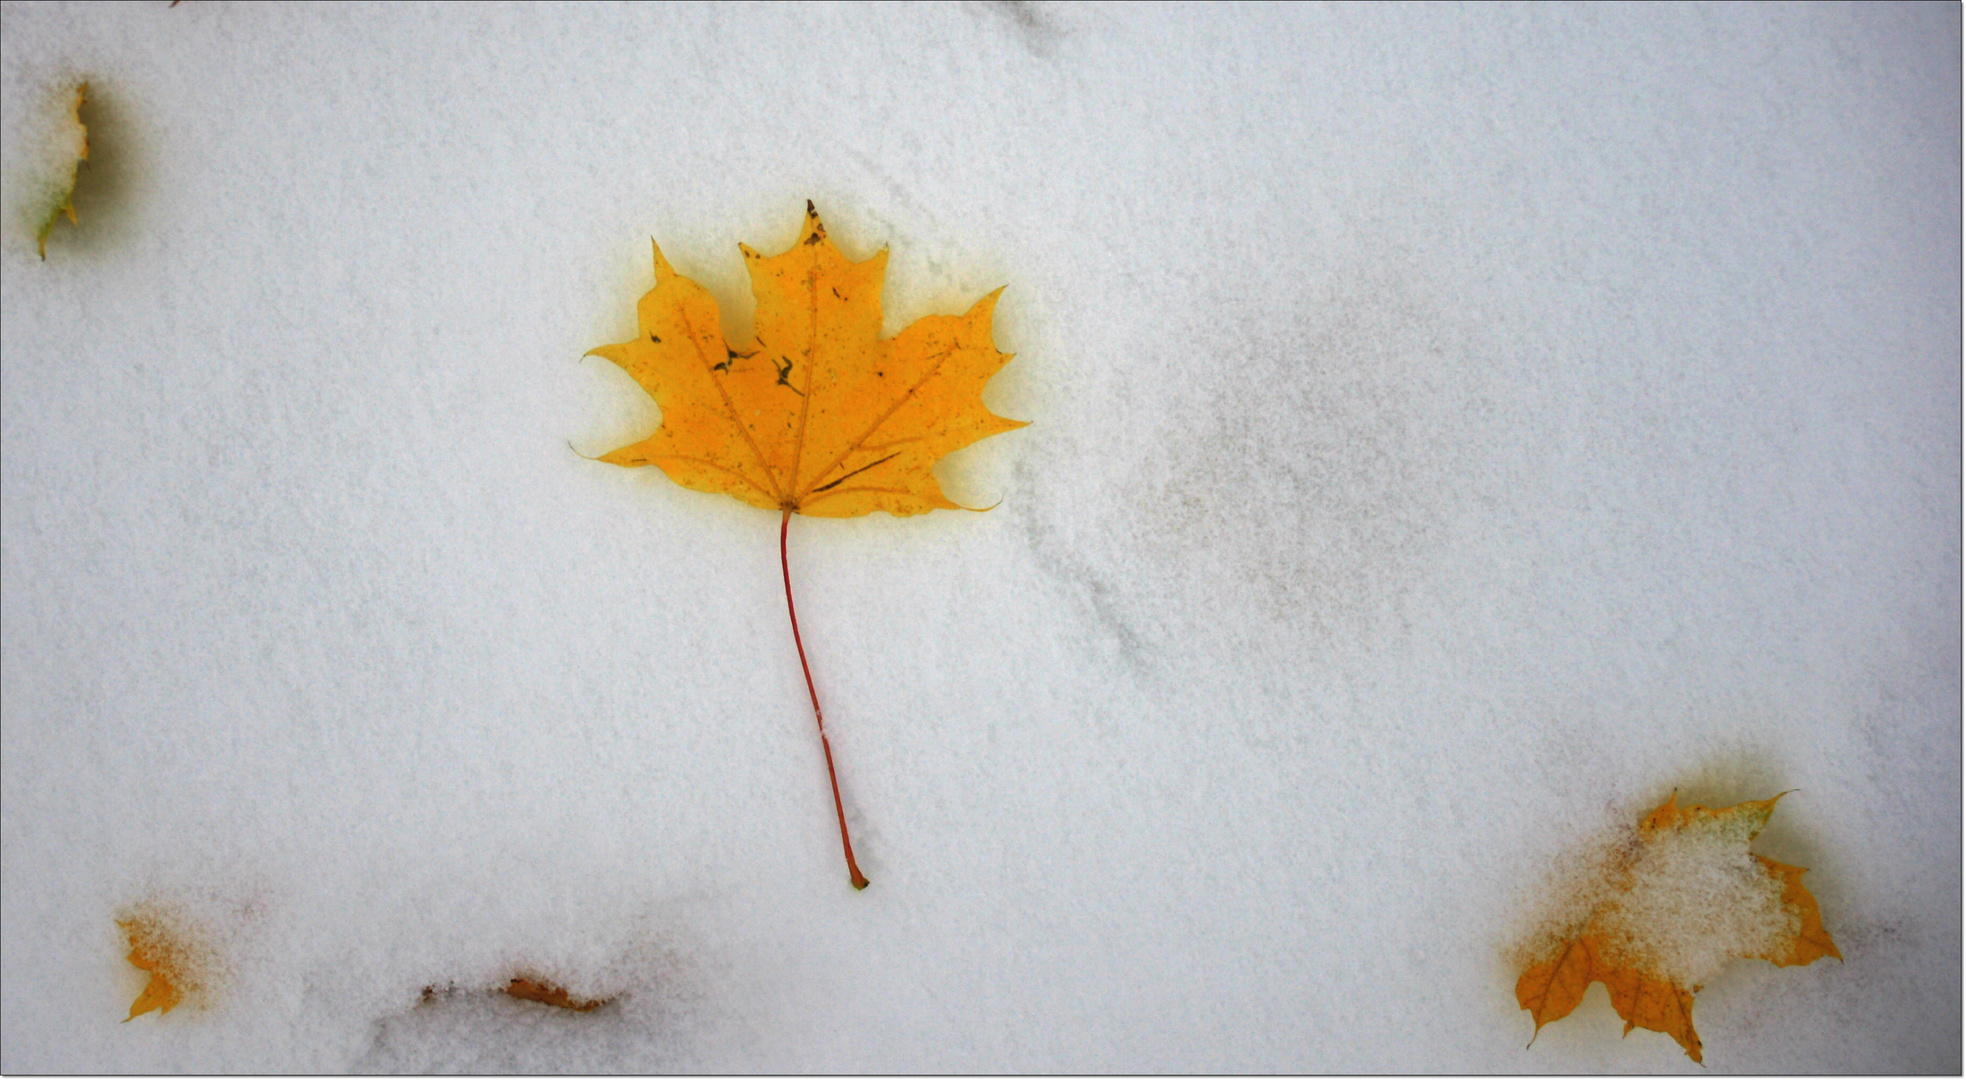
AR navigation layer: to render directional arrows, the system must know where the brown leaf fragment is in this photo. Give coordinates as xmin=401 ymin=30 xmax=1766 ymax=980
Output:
xmin=419 ymin=976 xmax=609 ymax=1012
xmin=503 ymin=976 xmax=609 ymax=1011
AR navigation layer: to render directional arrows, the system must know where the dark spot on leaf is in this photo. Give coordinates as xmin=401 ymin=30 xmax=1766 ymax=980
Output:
xmin=774 ymin=356 xmax=804 ymax=394
xmin=649 ymin=333 xmax=661 ymax=344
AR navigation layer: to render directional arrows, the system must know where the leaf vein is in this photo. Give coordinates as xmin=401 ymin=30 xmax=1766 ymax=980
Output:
xmin=797 ymin=346 xmax=958 ymax=503
xmin=680 ymin=306 xmax=784 ymax=504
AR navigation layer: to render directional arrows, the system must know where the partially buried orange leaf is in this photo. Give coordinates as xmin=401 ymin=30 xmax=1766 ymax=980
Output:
xmin=1516 ymin=792 xmax=1839 ymax=1063
xmin=119 ymin=912 xmax=199 ymax=1021
xmin=588 ymin=200 xmax=1026 ymax=518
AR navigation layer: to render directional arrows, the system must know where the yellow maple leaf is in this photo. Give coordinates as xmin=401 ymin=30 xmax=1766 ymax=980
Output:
xmin=1516 ymin=792 xmax=1840 ymax=1063
xmin=585 ymin=203 xmax=1026 ymax=889
xmin=588 ymin=201 xmax=1025 ymax=518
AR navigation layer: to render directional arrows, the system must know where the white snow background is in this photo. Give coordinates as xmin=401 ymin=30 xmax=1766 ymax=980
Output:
xmin=1 ymin=2 xmax=1958 ymax=1072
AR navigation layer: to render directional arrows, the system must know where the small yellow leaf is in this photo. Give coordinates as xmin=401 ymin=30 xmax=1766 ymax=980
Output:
xmin=118 ymin=913 xmax=195 ymax=1021
xmin=33 ymin=81 xmax=89 ymax=259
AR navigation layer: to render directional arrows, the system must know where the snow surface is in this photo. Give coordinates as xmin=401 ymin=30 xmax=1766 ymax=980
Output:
xmin=1 ymin=2 xmax=1958 ymax=1072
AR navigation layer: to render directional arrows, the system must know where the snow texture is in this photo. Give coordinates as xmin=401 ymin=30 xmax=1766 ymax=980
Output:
xmin=1515 ymin=802 xmax=1798 ymax=995
xmin=1605 ymin=822 xmax=1792 ymax=989
xmin=2 ymin=2 xmax=1958 ymax=1072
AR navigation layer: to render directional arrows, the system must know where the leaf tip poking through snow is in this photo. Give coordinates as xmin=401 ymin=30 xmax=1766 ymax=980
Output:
xmin=27 ymin=80 xmax=89 ymax=259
